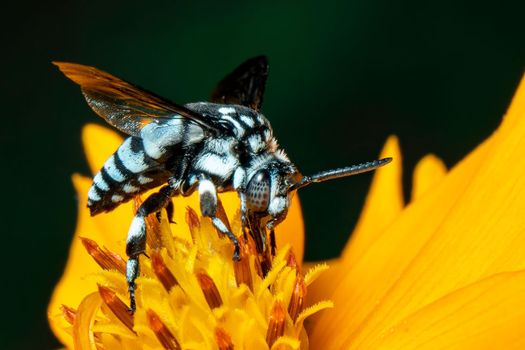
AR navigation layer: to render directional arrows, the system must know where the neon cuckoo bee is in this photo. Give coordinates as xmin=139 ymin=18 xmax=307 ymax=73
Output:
xmin=54 ymin=56 xmax=391 ymax=311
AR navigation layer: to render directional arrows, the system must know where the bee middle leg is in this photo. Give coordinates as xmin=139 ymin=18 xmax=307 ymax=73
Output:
xmin=198 ymin=175 xmax=240 ymax=261
xmin=126 ymin=183 xmax=177 ymax=312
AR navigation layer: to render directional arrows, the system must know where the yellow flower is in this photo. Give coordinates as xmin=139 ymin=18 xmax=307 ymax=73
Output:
xmin=48 ymin=123 xmax=331 ymax=350
xmin=49 ymin=75 xmax=525 ymax=349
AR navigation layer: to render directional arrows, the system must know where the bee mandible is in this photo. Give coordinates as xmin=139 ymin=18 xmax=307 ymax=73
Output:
xmin=55 ymin=56 xmax=391 ymax=311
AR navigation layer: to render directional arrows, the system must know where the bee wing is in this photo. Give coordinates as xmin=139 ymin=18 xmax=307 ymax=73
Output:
xmin=54 ymin=62 xmax=222 ymax=136
xmin=210 ymin=55 xmax=268 ymax=111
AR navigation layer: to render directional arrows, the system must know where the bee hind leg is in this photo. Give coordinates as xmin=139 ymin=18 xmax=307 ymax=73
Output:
xmin=126 ymin=183 xmax=177 ymax=312
xmin=198 ymin=175 xmax=240 ymax=261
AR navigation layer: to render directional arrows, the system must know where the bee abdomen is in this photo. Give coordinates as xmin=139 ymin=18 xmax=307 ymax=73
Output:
xmin=88 ymin=136 xmax=171 ymax=215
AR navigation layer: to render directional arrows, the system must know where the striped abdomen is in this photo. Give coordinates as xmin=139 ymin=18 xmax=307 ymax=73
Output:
xmin=87 ymin=136 xmax=171 ymax=215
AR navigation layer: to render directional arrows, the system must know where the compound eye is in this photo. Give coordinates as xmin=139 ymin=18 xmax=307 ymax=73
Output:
xmin=246 ymin=171 xmax=271 ymax=212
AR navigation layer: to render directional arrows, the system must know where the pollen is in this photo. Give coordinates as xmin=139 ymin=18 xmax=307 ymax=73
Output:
xmin=53 ymin=199 xmax=331 ymax=349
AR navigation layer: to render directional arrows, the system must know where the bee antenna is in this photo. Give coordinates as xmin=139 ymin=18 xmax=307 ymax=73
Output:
xmin=290 ymin=157 xmax=392 ymax=191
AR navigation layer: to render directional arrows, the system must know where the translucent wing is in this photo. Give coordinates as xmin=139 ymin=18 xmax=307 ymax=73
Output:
xmin=54 ymin=62 xmax=222 ymax=136
xmin=210 ymin=55 xmax=269 ymax=111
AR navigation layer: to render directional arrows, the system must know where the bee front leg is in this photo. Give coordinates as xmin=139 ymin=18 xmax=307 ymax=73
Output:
xmin=239 ymin=192 xmax=249 ymax=238
xmin=126 ymin=184 xmax=177 ymax=312
xmin=269 ymin=229 xmax=276 ymax=256
xmin=266 ymin=215 xmax=286 ymax=257
xmin=232 ymin=168 xmax=248 ymax=237
xmin=198 ymin=175 xmax=240 ymax=261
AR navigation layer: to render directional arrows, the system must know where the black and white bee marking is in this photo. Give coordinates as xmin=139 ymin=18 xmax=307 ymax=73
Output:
xmin=55 ymin=56 xmax=391 ymax=311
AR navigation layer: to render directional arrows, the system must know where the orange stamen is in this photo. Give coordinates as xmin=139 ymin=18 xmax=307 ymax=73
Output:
xmin=242 ymin=235 xmax=264 ymax=278
xmin=185 ymin=207 xmax=200 ymax=242
xmin=80 ymin=237 xmax=126 ymax=274
xmin=233 ymin=236 xmax=254 ymax=291
xmin=103 ymin=248 xmax=127 ymax=273
xmin=97 ymin=285 xmax=134 ymax=332
xmin=60 ymin=304 xmax=77 ymax=325
xmin=266 ymin=300 xmax=286 ymax=348
xmin=286 ymin=249 xmax=300 ymax=273
xmin=288 ymin=275 xmax=307 ymax=322
xmin=215 ymin=327 xmax=234 ymax=350
xmin=146 ymin=309 xmax=181 ymax=350
xmin=151 ymin=250 xmax=178 ymax=292
xmin=196 ymin=272 xmax=223 ymax=309
xmin=260 ymin=249 xmax=273 ymax=277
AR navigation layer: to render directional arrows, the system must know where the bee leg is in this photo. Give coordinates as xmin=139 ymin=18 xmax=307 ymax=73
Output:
xmin=198 ymin=176 xmax=240 ymax=261
xmin=239 ymin=192 xmax=249 ymax=239
xmin=126 ymin=184 xmax=176 ymax=312
xmin=266 ymin=216 xmax=285 ymax=257
xmin=270 ymin=229 xmax=276 ymax=256
xmin=165 ymin=200 xmax=175 ymax=223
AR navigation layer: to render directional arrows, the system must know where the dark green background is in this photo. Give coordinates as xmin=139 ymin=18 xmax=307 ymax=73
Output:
xmin=2 ymin=0 xmax=524 ymax=348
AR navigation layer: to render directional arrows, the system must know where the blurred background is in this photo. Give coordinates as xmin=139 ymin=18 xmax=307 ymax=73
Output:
xmin=1 ymin=0 xmax=524 ymax=348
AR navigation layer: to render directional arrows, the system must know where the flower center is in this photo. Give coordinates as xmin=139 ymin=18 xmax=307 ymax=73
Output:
xmin=55 ymin=199 xmax=332 ymax=349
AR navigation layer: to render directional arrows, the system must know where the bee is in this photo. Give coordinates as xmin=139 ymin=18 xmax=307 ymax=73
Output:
xmin=55 ymin=56 xmax=391 ymax=311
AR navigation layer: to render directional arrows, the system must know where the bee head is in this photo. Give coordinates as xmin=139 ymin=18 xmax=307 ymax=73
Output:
xmin=244 ymin=153 xmax=392 ymax=230
xmin=245 ymin=157 xmax=301 ymax=228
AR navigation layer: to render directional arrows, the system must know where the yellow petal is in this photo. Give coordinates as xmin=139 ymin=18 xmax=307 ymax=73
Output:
xmin=411 ymin=154 xmax=447 ymax=201
xmin=372 ymin=270 xmax=525 ymax=349
xmin=310 ymin=74 xmax=525 ymax=349
xmin=348 ymin=75 xmax=525 ymax=349
xmin=82 ymin=124 xmax=123 ymax=175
